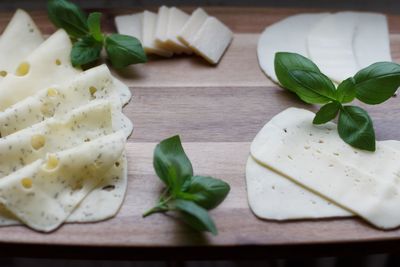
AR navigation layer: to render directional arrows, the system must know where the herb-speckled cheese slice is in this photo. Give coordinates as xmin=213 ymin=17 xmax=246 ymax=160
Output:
xmin=251 ymin=108 xmax=400 ymax=229
xmin=0 ymin=9 xmax=44 ymax=81
xmin=0 ymin=65 xmax=132 ymax=138
xmin=0 ymin=131 xmax=125 ymax=232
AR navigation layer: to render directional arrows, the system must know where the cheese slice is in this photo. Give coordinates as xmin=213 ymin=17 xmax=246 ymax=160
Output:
xmin=154 ymin=6 xmax=170 ymax=45
xmin=178 ymin=8 xmax=208 ymax=46
xmin=257 ymin=13 xmax=329 ymax=83
xmin=115 ymin=13 xmax=143 ymax=42
xmin=142 ymin=11 xmax=172 ymax=57
xmin=0 ymin=29 xmax=81 ymax=111
xmin=0 ymin=9 xmax=44 ymax=80
xmin=0 ymin=65 xmax=132 ymax=138
xmin=188 ymin=17 xmax=233 ymax=64
xmin=251 ymin=108 xmax=400 ymax=229
xmin=165 ymin=7 xmax=192 ymax=54
xmin=0 ymin=131 xmax=125 ymax=232
xmin=307 ymin=12 xmax=359 ymax=83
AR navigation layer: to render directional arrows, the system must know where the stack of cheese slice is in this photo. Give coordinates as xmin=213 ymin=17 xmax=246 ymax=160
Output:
xmin=115 ymin=7 xmax=233 ymax=64
xmin=247 ymin=108 xmax=400 ymax=229
xmin=0 ymin=10 xmax=132 ymax=232
xmin=257 ymin=12 xmax=392 ymax=84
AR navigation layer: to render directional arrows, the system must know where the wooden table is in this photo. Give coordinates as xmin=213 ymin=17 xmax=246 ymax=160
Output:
xmin=0 ymin=7 xmax=400 ymax=260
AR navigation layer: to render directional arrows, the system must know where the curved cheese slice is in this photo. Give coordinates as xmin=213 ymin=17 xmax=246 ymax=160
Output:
xmin=0 ymin=65 xmax=132 ymax=138
xmin=257 ymin=13 xmax=329 ymax=83
xmin=0 ymin=131 xmax=125 ymax=232
xmin=0 ymin=9 xmax=44 ymax=80
xmin=251 ymin=108 xmax=400 ymax=229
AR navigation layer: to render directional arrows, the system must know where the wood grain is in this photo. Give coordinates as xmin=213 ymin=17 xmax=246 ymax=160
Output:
xmin=0 ymin=7 xmax=400 ymax=259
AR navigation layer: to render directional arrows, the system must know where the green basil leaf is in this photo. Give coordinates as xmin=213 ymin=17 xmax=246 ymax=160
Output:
xmin=313 ymin=102 xmax=341 ymax=125
xmin=70 ymin=36 xmax=102 ymax=67
xmin=336 ymin=77 xmax=356 ymax=103
xmin=47 ymin=0 xmax=88 ymax=38
xmin=105 ymin=34 xmax=147 ymax=68
xmin=338 ymin=106 xmax=376 ymax=151
xmin=174 ymin=199 xmax=217 ymax=235
xmin=274 ymin=52 xmax=322 ymax=93
xmin=179 ymin=176 xmax=230 ymax=210
xmin=153 ymin=135 xmax=193 ymax=194
xmin=354 ymin=62 xmax=400 ymax=104
xmin=288 ymin=69 xmax=337 ymax=104
xmin=87 ymin=12 xmax=103 ymax=42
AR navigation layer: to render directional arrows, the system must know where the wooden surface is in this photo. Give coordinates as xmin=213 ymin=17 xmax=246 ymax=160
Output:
xmin=1 ymin=7 xmax=400 ymax=259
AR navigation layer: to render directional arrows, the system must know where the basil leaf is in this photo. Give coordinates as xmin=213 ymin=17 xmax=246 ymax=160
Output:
xmin=153 ymin=135 xmax=193 ymax=194
xmin=47 ymin=0 xmax=88 ymax=38
xmin=70 ymin=36 xmax=102 ymax=67
xmin=105 ymin=34 xmax=147 ymax=68
xmin=336 ymin=77 xmax=356 ymax=103
xmin=179 ymin=176 xmax=230 ymax=210
xmin=338 ymin=106 xmax=376 ymax=151
xmin=87 ymin=12 xmax=103 ymax=42
xmin=288 ymin=69 xmax=337 ymax=104
xmin=174 ymin=199 xmax=217 ymax=235
xmin=354 ymin=62 xmax=400 ymax=104
xmin=274 ymin=52 xmax=322 ymax=93
xmin=313 ymin=102 xmax=341 ymax=125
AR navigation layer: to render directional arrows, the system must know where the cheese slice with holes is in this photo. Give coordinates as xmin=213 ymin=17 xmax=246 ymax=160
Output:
xmin=178 ymin=8 xmax=208 ymax=47
xmin=0 ymin=131 xmax=125 ymax=232
xmin=188 ymin=17 xmax=233 ymax=64
xmin=0 ymin=65 xmax=132 ymax=138
xmin=0 ymin=29 xmax=81 ymax=111
xmin=142 ymin=11 xmax=172 ymax=57
xmin=115 ymin=12 xmax=143 ymax=42
xmin=0 ymin=9 xmax=44 ymax=80
xmin=251 ymin=108 xmax=400 ymax=229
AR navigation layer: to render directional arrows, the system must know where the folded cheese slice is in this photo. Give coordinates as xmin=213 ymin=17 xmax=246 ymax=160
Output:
xmin=0 ymin=131 xmax=125 ymax=232
xmin=0 ymin=65 xmax=132 ymax=138
xmin=251 ymin=108 xmax=400 ymax=229
xmin=0 ymin=9 xmax=44 ymax=80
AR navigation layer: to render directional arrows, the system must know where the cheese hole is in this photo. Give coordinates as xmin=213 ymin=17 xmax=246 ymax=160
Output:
xmin=47 ymin=88 xmax=58 ymax=97
xmin=45 ymin=155 xmax=59 ymax=170
xmin=0 ymin=71 xmax=7 ymax=77
xmin=55 ymin=59 xmax=62 ymax=65
xmin=15 ymin=62 xmax=30 ymax=76
xmin=115 ymin=161 xmax=120 ymax=167
xmin=40 ymin=103 xmax=55 ymax=117
xmin=31 ymin=134 xmax=46 ymax=150
xmin=21 ymin=177 xmax=33 ymax=189
xmin=89 ymin=86 xmax=97 ymax=98
xmin=102 ymin=185 xmax=115 ymax=191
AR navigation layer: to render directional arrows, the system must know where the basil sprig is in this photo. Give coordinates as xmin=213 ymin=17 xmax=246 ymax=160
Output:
xmin=143 ymin=135 xmax=230 ymax=235
xmin=275 ymin=52 xmax=400 ymax=152
xmin=47 ymin=0 xmax=147 ymax=68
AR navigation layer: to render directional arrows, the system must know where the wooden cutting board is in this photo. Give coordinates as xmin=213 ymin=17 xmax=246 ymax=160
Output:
xmin=0 ymin=7 xmax=400 ymax=260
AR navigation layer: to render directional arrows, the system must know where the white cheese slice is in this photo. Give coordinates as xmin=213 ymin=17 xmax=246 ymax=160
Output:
xmin=0 ymin=29 xmax=81 ymax=111
xmin=0 ymin=131 xmax=125 ymax=232
xmin=178 ymin=8 xmax=209 ymax=46
xmin=115 ymin=12 xmax=143 ymax=42
xmin=165 ymin=7 xmax=192 ymax=54
xmin=154 ymin=6 xmax=170 ymax=44
xmin=307 ymin=12 xmax=359 ymax=83
xmin=251 ymin=108 xmax=400 ymax=229
xmin=0 ymin=65 xmax=132 ymax=138
xmin=0 ymin=9 xmax=44 ymax=80
xmin=257 ymin=13 xmax=329 ymax=83
xmin=142 ymin=11 xmax=172 ymax=57
xmin=188 ymin=17 xmax=233 ymax=64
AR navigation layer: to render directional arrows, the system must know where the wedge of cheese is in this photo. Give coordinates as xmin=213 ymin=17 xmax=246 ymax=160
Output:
xmin=0 ymin=29 xmax=81 ymax=111
xmin=187 ymin=17 xmax=233 ymax=64
xmin=0 ymin=65 xmax=132 ymax=138
xmin=0 ymin=9 xmax=44 ymax=80
xmin=0 ymin=131 xmax=125 ymax=232
xmin=251 ymin=108 xmax=400 ymax=229
xmin=142 ymin=11 xmax=172 ymax=57
xmin=115 ymin=13 xmax=143 ymax=42
xmin=165 ymin=7 xmax=192 ymax=54
xmin=178 ymin=8 xmax=208 ymax=46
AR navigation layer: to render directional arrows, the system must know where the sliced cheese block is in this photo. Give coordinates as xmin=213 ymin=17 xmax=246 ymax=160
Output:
xmin=188 ymin=17 xmax=233 ymax=64
xmin=257 ymin=13 xmax=329 ymax=83
xmin=165 ymin=7 xmax=192 ymax=54
xmin=115 ymin=13 xmax=143 ymax=42
xmin=307 ymin=12 xmax=359 ymax=83
xmin=0 ymin=65 xmax=132 ymax=138
xmin=142 ymin=11 xmax=172 ymax=57
xmin=246 ymin=156 xmax=352 ymax=220
xmin=0 ymin=9 xmax=44 ymax=80
xmin=178 ymin=8 xmax=208 ymax=46
xmin=0 ymin=29 xmax=81 ymax=111
xmin=354 ymin=12 xmax=392 ymax=68
xmin=251 ymin=108 xmax=400 ymax=229
xmin=0 ymin=131 xmax=125 ymax=232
